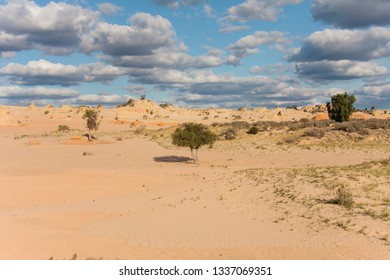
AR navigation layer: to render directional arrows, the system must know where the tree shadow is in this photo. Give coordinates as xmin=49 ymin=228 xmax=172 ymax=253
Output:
xmin=153 ymin=155 xmax=194 ymax=163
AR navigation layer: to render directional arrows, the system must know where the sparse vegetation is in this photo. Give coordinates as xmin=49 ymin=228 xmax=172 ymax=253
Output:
xmin=303 ymin=128 xmax=325 ymax=138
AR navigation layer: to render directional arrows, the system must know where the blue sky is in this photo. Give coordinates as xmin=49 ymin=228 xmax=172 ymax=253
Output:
xmin=0 ymin=0 xmax=389 ymax=108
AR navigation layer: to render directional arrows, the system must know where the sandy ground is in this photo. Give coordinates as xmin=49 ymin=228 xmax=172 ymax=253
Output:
xmin=0 ymin=102 xmax=390 ymax=260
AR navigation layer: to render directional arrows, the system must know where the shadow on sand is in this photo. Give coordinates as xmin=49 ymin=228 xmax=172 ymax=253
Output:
xmin=153 ymin=155 xmax=194 ymax=163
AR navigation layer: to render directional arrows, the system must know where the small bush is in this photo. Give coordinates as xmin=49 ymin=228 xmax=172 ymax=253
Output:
xmin=58 ymin=125 xmax=70 ymax=132
xmin=221 ymin=127 xmax=238 ymax=140
xmin=284 ymin=137 xmax=295 ymax=144
xmin=365 ymin=119 xmax=385 ymax=130
xmin=247 ymin=126 xmax=259 ymax=135
xmin=313 ymin=120 xmax=334 ymax=128
xmin=44 ymin=111 xmax=50 ymax=115
xmin=159 ymin=103 xmax=172 ymax=108
xmin=303 ymin=128 xmax=325 ymax=138
xmin=134 ymin=125 xmax=146 ymax=135
xmin=231 ymin=121 xmax=251 ymax=130
xmin=335 ymin=122 xmax=357 ymax=133
xmin=332 ymin=186 xmax=354 ymax=209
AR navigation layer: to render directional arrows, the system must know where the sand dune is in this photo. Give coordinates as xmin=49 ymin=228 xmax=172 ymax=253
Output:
xmin=0 ymin=103 xmax=389 ymax=259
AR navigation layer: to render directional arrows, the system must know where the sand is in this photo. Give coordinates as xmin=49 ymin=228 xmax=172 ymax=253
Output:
xmin=0 ymin=102 xmax=389 ymax=260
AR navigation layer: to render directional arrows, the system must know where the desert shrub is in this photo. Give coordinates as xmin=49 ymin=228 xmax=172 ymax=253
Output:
xmin=253 ymin=121 xmax=282 ymax=131
xmin=300 ymin=118 xmax=310 ymax=123
xmin=365 ymin=119 xmax=385 ymax=130
xmin=203 ymin=116 xmax=209 ymax=120
xmin=233 ymin=115 xmax=242 ymax=120
xmin=288 ymin=122 xmax=305 ymax=131
xmin=231 ymin=121 xmax=251 ymax=130
xmin=134 ymin=125 xmax=146 ymax=135
xmin=117 ymin=99 xmax=135 ymax=107
xmin=44 ymin=111 xmax=49 ymax=115
xmin=58 ymin=125 xmax=70 ymax=132
xmin=358 ymin=129 xmax=370 ymax=136
xmin=303 ymin=128 xmax=325 ymax=138
xmin=142 ymin=115 xmax=148 ymax=120
xmin=221 ymin=127 xmax=238 ymax=140
xmin=335 ymin=121 xmax=366 ymax=133
xmin=159 ymin=103 xmax=172 ymax=108
xmin=326 ymin=92 xmax=356 ymax=122
xmin=313 ymin=120 xmax=334 ymax=128
xmin=332 ymin=186 xmax=354 ymax=209
xmin=284 ymin=137 xmax=296 ymax=144
xmin=211 ymin=122 xmax=223 ymax=127
xmin=247 ymin=126 xmax=259 ymax=135
xmin=82 ymin=108 xmax=100 ymax=141
xmin=172 ymin=123 xmax=217 ymax=162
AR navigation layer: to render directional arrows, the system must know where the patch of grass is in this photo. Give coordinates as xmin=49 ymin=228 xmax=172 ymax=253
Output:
xmin=330 ymin=186 xmax=354 ymax=209
xmin=383 ymin=198 xmax=390 ymax=206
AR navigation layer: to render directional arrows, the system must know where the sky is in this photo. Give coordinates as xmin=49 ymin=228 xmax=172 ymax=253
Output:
xmin=0 ymin=0 xmax=389 ymax=109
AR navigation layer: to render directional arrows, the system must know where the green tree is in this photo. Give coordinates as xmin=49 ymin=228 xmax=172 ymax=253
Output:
xmin=326 ymin=92 xmax=356 ymax=122
xmin=172 ymin=122 xmax=217 ymax=162
xmin=82 ymin=108 xmax=100 ymax=141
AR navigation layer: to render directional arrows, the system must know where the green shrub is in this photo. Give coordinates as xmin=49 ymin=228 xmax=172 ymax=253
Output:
xmin=326 ymin=92 xmax=356 ymax=122
xmin=247 ymin=126 xmax=259 ymax=135
xmin=172 ymin=123 xmax=217 ymax=162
